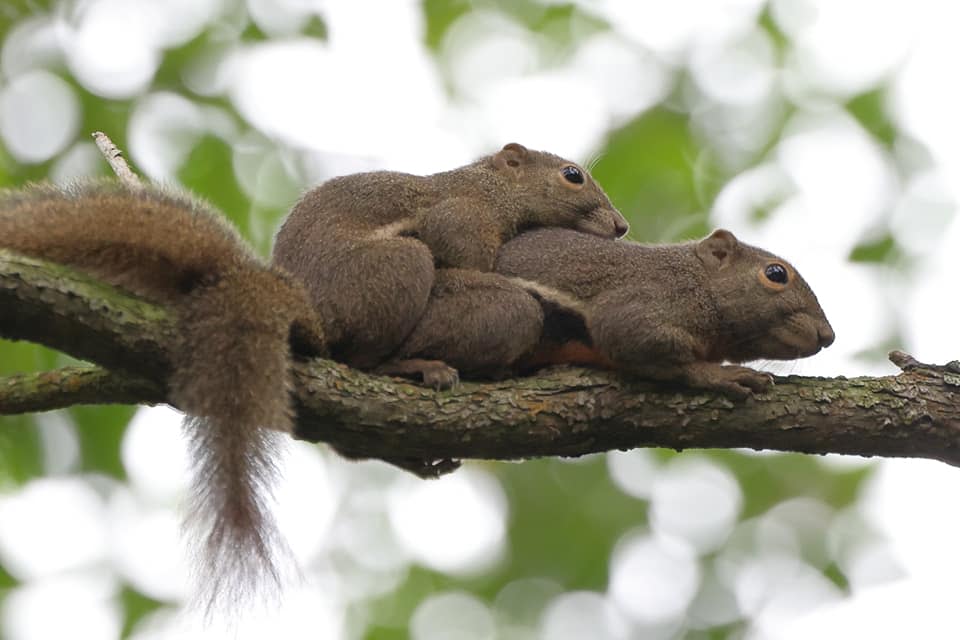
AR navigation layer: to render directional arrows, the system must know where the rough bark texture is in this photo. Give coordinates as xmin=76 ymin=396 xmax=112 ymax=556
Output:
xmin=2 ymin=249 xmax=959 ymax=467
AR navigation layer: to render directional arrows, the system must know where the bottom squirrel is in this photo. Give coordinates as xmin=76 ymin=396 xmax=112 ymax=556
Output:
xmin=390 ymin=227 xmax=834 ymax=395
xmin=0 ymin=182 xmax=326 ymax=612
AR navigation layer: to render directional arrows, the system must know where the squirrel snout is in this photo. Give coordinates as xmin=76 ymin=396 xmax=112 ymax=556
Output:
xmin=818 ymin=323 xmax=835 ymax=349
xmin=614 ymin=219 xmax=629 ymax=238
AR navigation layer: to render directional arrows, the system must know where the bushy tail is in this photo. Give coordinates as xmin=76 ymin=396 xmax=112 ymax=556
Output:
xmin=174 ymin=267 xmax=304 ymax=614
xmin=0 ymin=182 xmax=327 ymax=613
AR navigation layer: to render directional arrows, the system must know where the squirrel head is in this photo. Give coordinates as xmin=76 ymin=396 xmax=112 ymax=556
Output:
xmin=694 ymin=229 xmax=835 ymax=362
xmin=490 ymin=143 xmax=629 ymax=239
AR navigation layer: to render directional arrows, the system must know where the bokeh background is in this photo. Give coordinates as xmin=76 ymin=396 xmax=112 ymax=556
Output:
xmin=1 ymin=0 xmax=959 ymax=638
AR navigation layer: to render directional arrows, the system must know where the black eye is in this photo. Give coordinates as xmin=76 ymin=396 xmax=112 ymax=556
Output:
xmin=764 ymin=263 xmax=788 ymax=284
xmin=561 ymin=165 xmax=584 ymax=184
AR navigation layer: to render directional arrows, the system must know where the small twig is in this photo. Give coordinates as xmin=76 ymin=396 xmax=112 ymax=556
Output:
xmin=91 ymin=131 xmax=141 ymax=187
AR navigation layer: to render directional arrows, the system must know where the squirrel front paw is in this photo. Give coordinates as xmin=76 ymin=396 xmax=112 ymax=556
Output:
xmin=683 ymin=363 xmax=773 ymax=399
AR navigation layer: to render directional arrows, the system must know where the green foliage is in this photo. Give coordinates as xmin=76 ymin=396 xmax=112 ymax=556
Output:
xmin=593 ymin=107 xmax=718 ymax=241
xmin=422 ymin=0 xmax=471 ymax=51
xmin=0 ymin=561 xmax=15 ymax=589
xmin=0 ymin=415 xmax=43 ymax=487
xmin=0 ymin=0 xmax=55 ymax=37
xmin=846 ymin=88 xmax=898 ymax=148
xmin=177 ymin=134 xmax=253 ymax=238
xmin=500 ymin=457 xmax=643 ymax=589
xmin=118 ymin=586 xmax=164 ymax=639
xmin=69 ymin=405 xmax=135 ymax=479
xmin=849 ymin=232 xmax=899 ymax=264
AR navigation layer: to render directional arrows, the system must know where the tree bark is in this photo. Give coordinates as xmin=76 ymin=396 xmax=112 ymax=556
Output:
xmin=2 ymin=249 xmax=959 ymax=468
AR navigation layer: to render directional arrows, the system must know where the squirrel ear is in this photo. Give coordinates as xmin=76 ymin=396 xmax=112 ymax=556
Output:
xmin=696 ymin=229 xmax=739 ymax=269
xmin=493 ymin=143 xmax=530 ymax=171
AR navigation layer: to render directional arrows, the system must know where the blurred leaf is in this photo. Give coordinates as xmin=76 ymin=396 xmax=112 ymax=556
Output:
xmin=0 ymin=415 xmax=43 ymax=486
xmin=0 ymin=140 xmax=57 ymax=184
xmin=155 ymin=30 xmax=222 ymax=90
xmin=119 ymin=585 xmax=163 ymax=639
xmin=823 ymin=561 xmax=851 ymax=592
xmin=302 ymin=15 xmax=328 ymax=40
xmin=240 ymin=21 xmax=270 ymax=43
xmin=177 ymin=134 xmax=253 ymax=240
xmin=69 ymin=405 xmax=135 ymax=479
xmin=849 ymin=232 xmax=898 ymax=263
xmin=365 ymin=568 xmax=445 ymax=638
xmin=0 ymin=0 xmax=55 ymax=38
xmin=0 ymin=338 xmax=63 ymax=376
xmin=422 ymin=0 xmax=471 ymax=51
xmin=498 ymin=457 xmax=646 ymax=590
xmin=715 ymin=450 xmax=874 ymax=517
xmin=846 ymin=87 xmax=897 ymax=147
xmin=756 ymin=4 xmax=790 ymax=59
xmin=0 ymin=560 xmax=16 ymax=589
xmin=593 ymin=107 xmax=722 ymax=241
xmin=75 ymin=84 xmax=132 ymax=152
xmin=525 ymin=3 xmax=609 ymax=51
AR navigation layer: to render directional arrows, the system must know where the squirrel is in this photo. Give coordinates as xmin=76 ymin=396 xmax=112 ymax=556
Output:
xmin=491 ymin=228 xmax=835 ymax=396
xmin=0 ymin=181 xmax=327 ymax=611
xmin=370 ymin=227 xmax=834 ymax=395
xmin=272 ymin=142 xmax=628 ymax=385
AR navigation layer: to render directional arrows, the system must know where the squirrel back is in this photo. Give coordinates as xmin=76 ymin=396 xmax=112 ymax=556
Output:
xmin=497 ymin=228 xmax=834 ymax=395
xmin=0 ymin=182 xmax=325 ymax=611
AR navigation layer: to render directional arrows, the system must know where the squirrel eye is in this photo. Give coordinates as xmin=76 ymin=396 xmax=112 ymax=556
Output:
xmin=561 ymin=165 xmax=584 ymax=184
xmin=764 ymin=263 xmax=789 ymax=284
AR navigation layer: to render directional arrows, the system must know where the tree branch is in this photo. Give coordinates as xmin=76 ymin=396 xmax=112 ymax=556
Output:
xmin=0 ymin=365 xmax=163 ymax=414
xmin=2 ymin=250 xmax=959 ymax=467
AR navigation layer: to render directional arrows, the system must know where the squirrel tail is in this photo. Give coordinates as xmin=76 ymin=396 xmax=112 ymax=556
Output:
xmin=0 ymin=182 xmax=326 ymax=613
xmin=176 ymin=267 xmax=303 ymax=613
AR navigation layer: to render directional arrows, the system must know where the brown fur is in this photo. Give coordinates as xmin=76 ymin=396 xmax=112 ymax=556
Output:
xmin=389 ymin=269 xmax=545 ymax=381
xmin=0 ymin=181 xmax=325 ymax=611
xmin=272 ymin=143 xmax=628 ymax=380
xmin=496 ymin=228 xmax=835 ymax=396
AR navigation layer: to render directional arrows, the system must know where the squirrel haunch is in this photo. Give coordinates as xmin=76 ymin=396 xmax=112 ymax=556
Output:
xmin=491 ymin=228 xmax=835 ymax=396
xmin=0 ymin=182 xmax=325 ymax=611
xmin=272 ymin=143 xmax=628 ymax=381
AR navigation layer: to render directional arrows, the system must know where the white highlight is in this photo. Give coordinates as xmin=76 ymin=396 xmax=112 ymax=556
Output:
xmin=608 ymin=533 xmax=700 ymax=624
xmin=0 ymin=70 xmax=79 ymax=163
xmin=410 ymin=591 xmax=496 ymax=640
xmin=540 ymin=591 xmax=629 ymax=640
xmin=59 ymin=0 xmax=161 ymax=98
xmin=607 ymin=449 xmax=659 ymax=500
xmin=2 ymin=573 xmax=121 ymax=640
xmin=650 ymin=457 xmax=742 ymax=553
xmin=0 ymin=478 xmax=108 ymax=580
xmin=272 ymin=442 xmax=340 ymax=564
xmin=388 ymin=467 xmax=506 ymax=575
xmin=121 ymin=406 xmax=190 ymax=505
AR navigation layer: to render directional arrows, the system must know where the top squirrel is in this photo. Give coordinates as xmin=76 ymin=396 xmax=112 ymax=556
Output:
xmin=272 ymin=142 xmax=629 ymax=380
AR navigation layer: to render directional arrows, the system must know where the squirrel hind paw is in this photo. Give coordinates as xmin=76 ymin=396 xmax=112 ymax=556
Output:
xmin=373 ymin=358 xmax=460 ymax=391
xmin=423 ymin=362 xmax=459 ymax=390
xmin=385 ymin=456 xmax=462 ymax=479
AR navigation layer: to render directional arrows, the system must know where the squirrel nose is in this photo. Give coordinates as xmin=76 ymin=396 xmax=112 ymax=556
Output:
xmin=818 ymin=323 xmax=835 ymax=348
xmin=614 ymin=219 xmax=629 ymax=238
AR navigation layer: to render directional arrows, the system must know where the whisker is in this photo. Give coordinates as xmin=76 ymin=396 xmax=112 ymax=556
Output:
xmin=586 ymin=152 xmax=605 ymax=173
